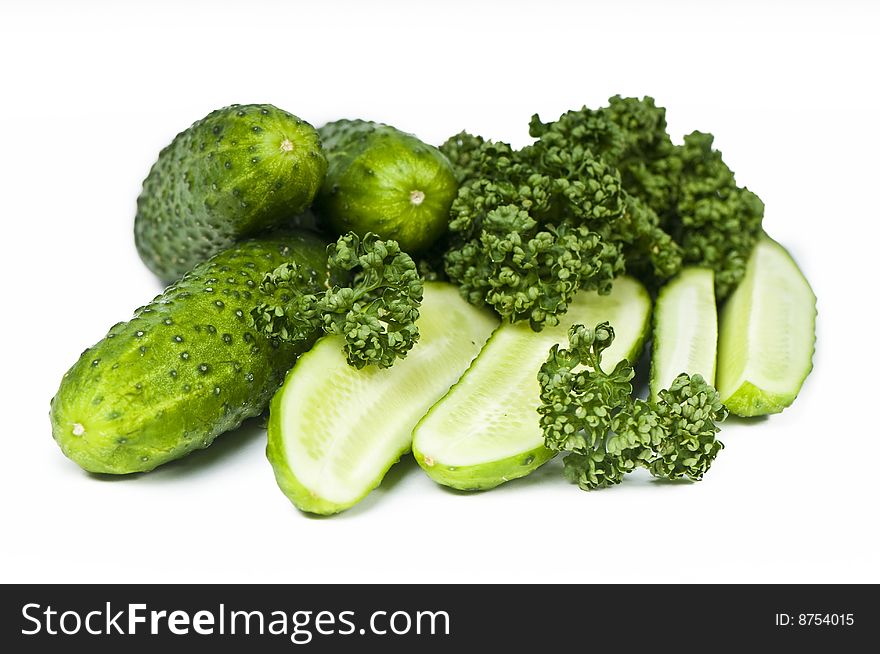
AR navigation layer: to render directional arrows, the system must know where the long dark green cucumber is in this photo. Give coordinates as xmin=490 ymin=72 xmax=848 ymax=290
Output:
xmin=135 ymin=104 xmax=326 ymax=280
xmin=50 ymin=231 xmax=328 ymax=474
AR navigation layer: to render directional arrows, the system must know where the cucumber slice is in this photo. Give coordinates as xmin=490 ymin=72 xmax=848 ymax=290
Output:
xmin=717 ymin=236 xmax=816 ymax=416
xmin=413 ymin=276 xmax=652 ymax=491
xmin=649 ymin=267 xmax=717 ymax=401
xmin=267 ymin=282 xmax=497 ymax=514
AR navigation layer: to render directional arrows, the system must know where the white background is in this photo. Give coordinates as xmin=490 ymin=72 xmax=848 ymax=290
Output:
xmin=1 ymin=0 xmax=877 ymax=584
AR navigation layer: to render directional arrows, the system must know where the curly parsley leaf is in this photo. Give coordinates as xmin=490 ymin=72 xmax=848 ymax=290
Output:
xmin=537 ymin=322 xmax=727 ymax=491
xmin=251 ymin=232 xmax=423 ymax=369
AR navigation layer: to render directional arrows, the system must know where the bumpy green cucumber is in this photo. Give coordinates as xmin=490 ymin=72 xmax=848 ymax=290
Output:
xmin=316 ymin=119 xmax=458 ymax=252
xmin=50 ymin=231 xmax=328 ymax=474
xmin=717 ymin=235 xmax=816 ymax=416
xmin=412 ymin=276 xmax=652 ymax=491
xmin=267 ymin=283 xmax=497 ymax=515
xmin=649 ymin=267 xmax=717 ymax=401
xmin=135 ymin=104 xmax=326 ymax=280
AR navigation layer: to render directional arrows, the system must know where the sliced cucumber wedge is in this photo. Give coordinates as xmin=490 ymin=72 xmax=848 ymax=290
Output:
xmin=650 ymin=267 xmax=717 ymax=401
xmin=717 ymin=235 xmax=816 ymax=416
xmin=267 ymin=282 xmax=497 ymax=514
xmin=413 ymin=276 xmax=652 ymax=491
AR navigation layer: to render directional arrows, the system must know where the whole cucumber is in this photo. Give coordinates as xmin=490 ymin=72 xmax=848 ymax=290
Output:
xmin=135 ymin=104 xmax=327 ymax=281
xmin=50 ymin=231 xmax=328 ymax=474
xmin=316 ymin=120 xmax=458 ymax=252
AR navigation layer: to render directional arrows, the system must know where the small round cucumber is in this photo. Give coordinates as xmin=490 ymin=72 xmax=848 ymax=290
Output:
xmin=266 ymin=283 xmax=497 ymax=515
xmin=649 ymin=267 xmax=717 ymax=401
xmin=135 ymin=104 xmax=326 ymax=280
xmin=717 ymin=235 xmax=816 ymax=416
xmin=316 ymin=120 xmax=458 ymax=252
xmin=412 ymin=276 xmax=652 ymax=491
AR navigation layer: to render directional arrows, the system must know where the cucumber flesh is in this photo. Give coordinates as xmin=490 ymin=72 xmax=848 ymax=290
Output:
xmin=650 ymin=267 xmax=717 ymax=401
xmin=717 ymin=235 xmax=816 ymax=416
xmin=412 ymin=276 xmax=652 ymax=491
xmin=267 ymin=282 xmax=497 ymax=514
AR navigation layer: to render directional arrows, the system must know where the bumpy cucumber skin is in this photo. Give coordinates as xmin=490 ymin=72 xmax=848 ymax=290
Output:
xmin=135 ymin=104 xmax=327 ymax=281
xmin=718 ymin=236 xmax=817 ymax=417
xmin=316 ymin=119 xmax=458 ymax=252
xmin=414 ymin=277 xmax=652 ymax=491
xmin=50 ymin=231 xmax=328 ymax=474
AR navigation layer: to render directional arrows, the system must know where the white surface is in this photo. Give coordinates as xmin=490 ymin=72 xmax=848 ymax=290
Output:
xmin=1 ymin=0 xmax=877 ymax=584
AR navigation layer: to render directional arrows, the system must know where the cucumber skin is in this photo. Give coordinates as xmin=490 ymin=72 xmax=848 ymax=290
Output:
xmin=315 ymin=120 xmax=458 ymax=252
xmin=718 ymin=236 xmax=817 ymax=416
xmin=265 ymin=336 xmax=406 ymax=516
xmin=50 ymin=231 xmax=328 ymax=474
xmin=413 ymin=444 xmax=555 ymax=492
xmin=722 ymin=382 xmax=795 ymax=417
xmin=414 ymin=278 xmax=652 ymax=491
xmin=135 ymin=104 xmax=327 ymax=281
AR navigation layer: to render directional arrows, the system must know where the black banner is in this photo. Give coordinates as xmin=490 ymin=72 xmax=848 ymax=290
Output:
xmin=1 ymin=584 xmax=874 ymax=651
